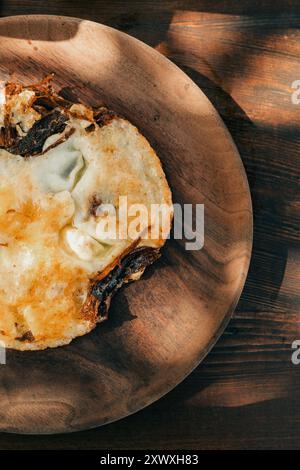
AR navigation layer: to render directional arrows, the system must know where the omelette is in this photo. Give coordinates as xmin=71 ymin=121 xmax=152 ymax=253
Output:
xmin=0 ymin=76 xmax=172 ymax=350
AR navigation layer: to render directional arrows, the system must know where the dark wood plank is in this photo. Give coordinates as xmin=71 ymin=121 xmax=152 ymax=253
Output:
xmin=0 ymin=0 xmax=299 ymax=449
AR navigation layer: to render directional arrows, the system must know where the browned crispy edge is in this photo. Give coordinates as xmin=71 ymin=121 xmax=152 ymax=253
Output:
xmin=0 ymin=75 xmax=117 ymax=157
xmin=82 ymin=246 xmax=161 ymax=325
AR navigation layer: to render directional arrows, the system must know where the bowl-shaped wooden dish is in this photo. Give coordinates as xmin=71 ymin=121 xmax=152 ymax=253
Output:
xmin=0 ymin=15 xmax=252 ymax=434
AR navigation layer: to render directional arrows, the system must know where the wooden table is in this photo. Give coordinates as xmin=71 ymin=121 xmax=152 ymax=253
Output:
xmin=0 ymin=0 xmax=300 ymax=450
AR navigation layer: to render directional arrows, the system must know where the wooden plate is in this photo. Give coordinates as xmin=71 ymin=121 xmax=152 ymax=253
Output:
xmin=0 ymin=15 xmax=252 ymax=434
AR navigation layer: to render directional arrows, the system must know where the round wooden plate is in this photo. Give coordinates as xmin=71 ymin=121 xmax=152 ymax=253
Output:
xmin=0 ymin=15 xmax=252 ymax=434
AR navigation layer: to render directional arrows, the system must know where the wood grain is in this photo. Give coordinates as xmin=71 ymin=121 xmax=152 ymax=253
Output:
xmin=0 ymin=15 xmax=251 ymax=435
xmin=0 ymin=0 xmax=298 ymax=449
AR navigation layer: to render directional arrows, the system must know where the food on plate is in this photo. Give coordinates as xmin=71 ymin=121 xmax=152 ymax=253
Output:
xmin=0 ymin=76 xmax=173 ymax=350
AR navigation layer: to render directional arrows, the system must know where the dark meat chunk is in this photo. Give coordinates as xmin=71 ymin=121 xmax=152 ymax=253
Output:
xmin=83 ymin=247 xmax=160 ymax=321
xmin=7 ymin=109 xmax=68 ymax=157
xmin=32 ymin=95 xmax=69 ymax=113
xmin=93 ymin=107 xmax=116 ymax=127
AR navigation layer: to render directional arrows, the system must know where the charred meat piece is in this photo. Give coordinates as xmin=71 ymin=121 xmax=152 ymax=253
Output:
xmin=83 ymin=247 xmax=160 ymax=322
xmin=32 ymin=95 xmax=70 ymax=113
xmin=7 ymin=109 xmax=68 ymax=157
xmin=94 ymin=107 xmax=116 ymax=127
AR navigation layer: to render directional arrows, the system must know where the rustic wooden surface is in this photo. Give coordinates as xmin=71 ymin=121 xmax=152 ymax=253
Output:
xmin=0 ymin=0 xmax=298 ymax=449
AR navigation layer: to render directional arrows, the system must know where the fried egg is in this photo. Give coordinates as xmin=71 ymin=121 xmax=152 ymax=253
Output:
xmin=0 ymin=78 xmax=172 ymax=350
